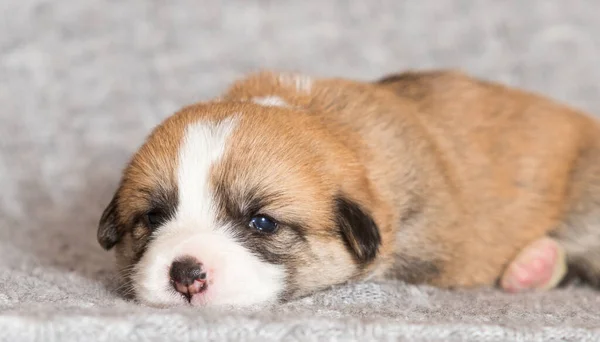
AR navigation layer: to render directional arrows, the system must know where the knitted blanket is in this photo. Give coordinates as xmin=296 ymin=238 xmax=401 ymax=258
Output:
xmin=2 ymin=1 xmax=600 ymax=340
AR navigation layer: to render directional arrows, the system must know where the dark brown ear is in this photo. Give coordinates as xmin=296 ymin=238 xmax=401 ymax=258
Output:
xmin=97 ymin=191 xmax=124 ymax=250
xmin=335 ymin=195 xmax=381 ymax=263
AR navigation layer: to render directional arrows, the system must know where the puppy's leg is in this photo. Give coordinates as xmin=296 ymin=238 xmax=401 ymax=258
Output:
xmin=551 ymin=135 xmax=600 ymax=286
xmin=500 ymin=237 xmax=567 ymax=292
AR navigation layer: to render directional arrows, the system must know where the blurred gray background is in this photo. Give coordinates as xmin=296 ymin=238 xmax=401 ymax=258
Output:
xmin=2 ymin=1 xmax=600 ymax=341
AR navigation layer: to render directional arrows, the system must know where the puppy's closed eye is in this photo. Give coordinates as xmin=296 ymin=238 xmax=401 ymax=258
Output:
xmin=143 ymin=209 xmax=170 ymax=230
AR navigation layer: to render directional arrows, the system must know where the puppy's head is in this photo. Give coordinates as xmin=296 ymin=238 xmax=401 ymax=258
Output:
xmin=98 ymin=101 xmax=382 ymax=307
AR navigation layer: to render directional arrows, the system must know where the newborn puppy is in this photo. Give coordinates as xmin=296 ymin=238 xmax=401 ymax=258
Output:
xmin=98 ymin=70 xmax=600 ymax=307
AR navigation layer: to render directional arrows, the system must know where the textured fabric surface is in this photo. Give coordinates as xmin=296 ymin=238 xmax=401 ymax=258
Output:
xmin=2 ymin=1 xmax=600 ymax=341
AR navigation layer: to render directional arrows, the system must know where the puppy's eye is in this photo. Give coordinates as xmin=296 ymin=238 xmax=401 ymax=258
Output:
xmin=144 ymin=209 xmax=166 ymax=229
xmin=248 ymin=215 xmax=278 ymax=234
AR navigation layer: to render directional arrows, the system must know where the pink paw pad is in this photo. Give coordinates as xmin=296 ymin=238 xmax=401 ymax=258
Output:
xmin=500 ymin=237 xmax=567 ymax=293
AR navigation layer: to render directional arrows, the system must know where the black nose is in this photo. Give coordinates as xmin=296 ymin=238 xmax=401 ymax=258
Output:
xmin=169 ymin=257 xmax=208 ymax=300
xmin=170 ymin=257 xmax=206 ymax=285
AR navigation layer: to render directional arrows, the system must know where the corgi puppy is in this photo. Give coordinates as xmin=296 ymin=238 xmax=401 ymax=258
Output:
xmin=97 ymin=70 xmax=600 ymax=307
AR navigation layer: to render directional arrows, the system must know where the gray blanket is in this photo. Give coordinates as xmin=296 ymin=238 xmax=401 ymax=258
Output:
xmin=2 ymin=1 xmax=600 ymax=341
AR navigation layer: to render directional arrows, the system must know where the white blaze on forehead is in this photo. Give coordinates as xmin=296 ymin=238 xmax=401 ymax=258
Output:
xmin=251 ymin=96 xmax=289 ymax=107
xmin=132 ymin=116 xmax=286 ymax=308
xmin=176 ymin=117 xmax=237 ymax=226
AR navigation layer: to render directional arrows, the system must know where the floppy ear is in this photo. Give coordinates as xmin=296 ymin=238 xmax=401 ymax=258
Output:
xmin=335 ymin=195 xmax=381 ymax=263
xmin=97 ymin=191 xmax=124 ymax=250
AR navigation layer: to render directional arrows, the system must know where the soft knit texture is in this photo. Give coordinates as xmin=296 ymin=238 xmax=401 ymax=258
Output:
xmin=2 ymin=1 xmax=600 ymax=341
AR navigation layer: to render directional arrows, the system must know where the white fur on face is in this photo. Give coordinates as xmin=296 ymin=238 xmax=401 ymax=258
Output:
xmin=251 ymin=96 xmax=288 ymax=107
xmin=132 ymin=117 xmax=286 ymax=308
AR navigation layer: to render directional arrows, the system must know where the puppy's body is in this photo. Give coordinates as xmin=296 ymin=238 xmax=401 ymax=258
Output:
xmin=98 ymin=70 xmax=600 ymax=307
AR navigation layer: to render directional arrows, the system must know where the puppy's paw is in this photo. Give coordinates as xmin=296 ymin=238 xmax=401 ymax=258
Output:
xmin=500 ymin=237 xmax=567 ymax=293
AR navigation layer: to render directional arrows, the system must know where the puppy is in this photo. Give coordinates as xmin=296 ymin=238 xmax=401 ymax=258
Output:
xmin=98 ymin=70 xmax=600 ymax=307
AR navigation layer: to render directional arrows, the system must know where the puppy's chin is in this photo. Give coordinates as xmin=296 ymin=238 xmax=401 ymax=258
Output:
xmin=131 ymin=225 xmax=286 ymax=308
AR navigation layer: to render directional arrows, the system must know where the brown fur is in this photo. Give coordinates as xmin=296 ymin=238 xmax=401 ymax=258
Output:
xmin=210 ymin=106 xmax=372 ymax=298
xmin=222 ymin=70 xmax=600 ymax=288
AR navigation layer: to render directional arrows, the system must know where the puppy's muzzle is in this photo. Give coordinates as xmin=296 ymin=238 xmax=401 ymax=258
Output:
xmin=169 ymin=256 xmax=208 ymax=301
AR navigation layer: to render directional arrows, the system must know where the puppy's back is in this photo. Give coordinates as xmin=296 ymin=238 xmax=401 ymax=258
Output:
xmin=377 ymin=71 xmax=600 ymax=286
